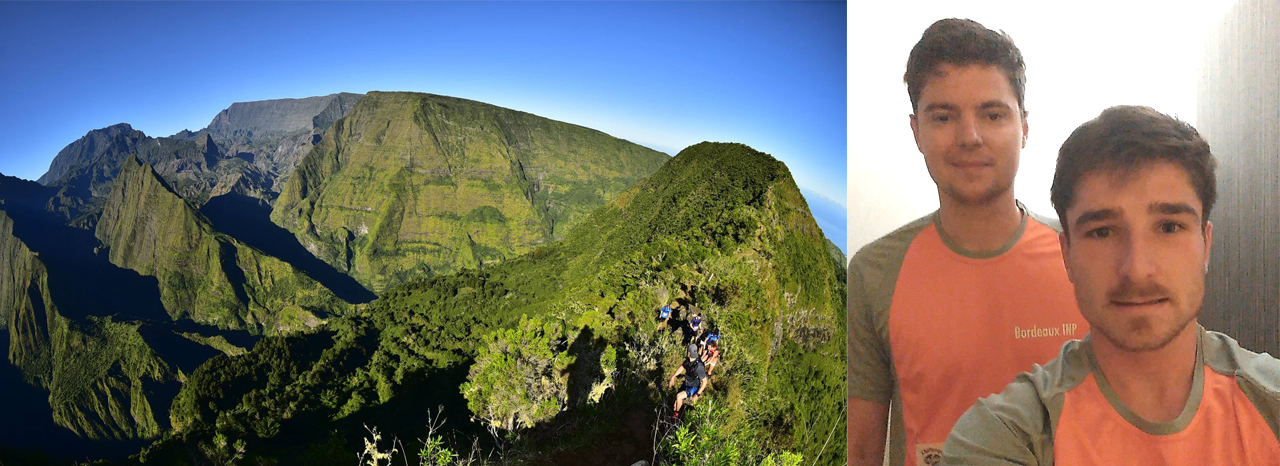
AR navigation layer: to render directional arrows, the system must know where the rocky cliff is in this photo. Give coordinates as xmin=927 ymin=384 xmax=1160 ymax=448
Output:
xmin=206 ymin=93 xmax=363 ymax=141
xmin=34 ymin=94 xmax=364 ymax=209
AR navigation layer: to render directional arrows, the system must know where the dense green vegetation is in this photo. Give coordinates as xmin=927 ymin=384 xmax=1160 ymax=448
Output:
xmin=131 ymin=142 xmax=844 ymax=465
xmin=0 ymin=210 xmax=185 ymax=441
xmin=271 ymin=91 xmax=671 ymax=293
xmin=2 ymin=90 xmax=845 ymax=465
xmin=660 ymin=396 xmax=805 ymax=466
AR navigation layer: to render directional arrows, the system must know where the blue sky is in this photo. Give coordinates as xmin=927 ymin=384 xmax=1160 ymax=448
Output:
xmin=0 ymin=2 xmax=846 ymax=240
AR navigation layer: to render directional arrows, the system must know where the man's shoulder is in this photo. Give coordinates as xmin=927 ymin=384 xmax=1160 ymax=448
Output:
xmin=1202 ymin=329 xmax=1280 ymax=414
xmin=1203 ymin=329 xmax=1280 ymax=382
xmin=1023 ymin=205 xmax=1064 ymax=234
xmin=942 ymin=339 xmax=1091 ymax=465
xmin=1011 ymin=204 xmax=1071 ymax=260
xmin=851 ymin=212 xmax=935 ymax=268
xmin=978 ymin=338 xmax=1090 ymax=417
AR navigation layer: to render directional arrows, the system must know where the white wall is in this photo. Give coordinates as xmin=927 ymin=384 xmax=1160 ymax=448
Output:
xmin=846 ymin=0 xmax=1239 ymax=254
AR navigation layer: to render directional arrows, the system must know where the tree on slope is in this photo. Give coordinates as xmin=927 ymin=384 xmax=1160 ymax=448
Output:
xmin=462 ymin=315 xmax=572 ymax=432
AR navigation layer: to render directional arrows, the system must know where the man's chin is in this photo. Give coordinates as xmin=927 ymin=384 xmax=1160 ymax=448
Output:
xmin=941 ymin=184 xmax=1011 ymax=207
xmin=1096 ymin=319 xmax=1192 ymax=353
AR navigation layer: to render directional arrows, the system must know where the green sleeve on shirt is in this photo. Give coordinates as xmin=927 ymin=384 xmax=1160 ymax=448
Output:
xmin=942 ymin=398 xmax=1041 ymax=466
xmin=941 ymin=367 xmax=1061 ymax=466
xmin=1202 ymin=330 xmax=1280 ymax=441
xmin=942 ymin=339 xmax=1090 ymax=466
xmin=1026 ymin=207 xmax=1064 ymax=234
xmin=847 ymin=257 xmax=891 ymax=402
xmin=847 ymin=215 xmax=930 ymax=402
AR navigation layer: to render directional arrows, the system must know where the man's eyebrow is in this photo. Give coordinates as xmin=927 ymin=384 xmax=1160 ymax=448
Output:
xmin=1072 ymin=208 xmax=1120 ymax=229
xmin=1072 ymin=203 xmax=1202 ymax=230
xmin=1151 ymin=202 xmax=1200 ymax=221
xmin=921 ymin=103 xmax=956 ymax=113
xmin=920 ymin=101 xmax=1012 ymax=113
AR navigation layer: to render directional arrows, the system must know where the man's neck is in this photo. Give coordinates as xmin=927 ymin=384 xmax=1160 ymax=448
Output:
xmin=936 ymin=192 xmax=1022 ymax=253
xmin=1092 ymin=323 xmax=1200 ymax=423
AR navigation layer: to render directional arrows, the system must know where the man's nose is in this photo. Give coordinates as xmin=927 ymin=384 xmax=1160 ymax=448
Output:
xmin=1117 ymin=231 xmax=1158 ymax=282
xmin=957 ymin=115 xmax=983 ymax=148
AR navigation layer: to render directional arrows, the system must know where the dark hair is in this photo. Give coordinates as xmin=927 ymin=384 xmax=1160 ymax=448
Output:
xmin=1050 ymin=105 xmax=1217 ymax=235
xmin=904 ymin=18 xmax=1026 ymax=114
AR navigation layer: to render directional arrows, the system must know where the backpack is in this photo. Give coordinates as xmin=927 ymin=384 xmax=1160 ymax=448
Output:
xmin=659 ymin=306 xmax=671 ymax=319
xmin=683 ymin=358 xmax=706 ymax=383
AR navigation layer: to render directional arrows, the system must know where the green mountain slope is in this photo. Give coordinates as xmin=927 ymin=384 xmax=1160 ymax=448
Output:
xmin=153 ymin=142 xmax=845 ymax=465
xmin=1 ymin=160 xmax=318 ymax=450
xmin=271 ymin=91 xmax=670 ymax=293
xmin=0 ymin=210 xmax=183 ymax=441
xmin=96 ymin=156 xmax=349 ymax=334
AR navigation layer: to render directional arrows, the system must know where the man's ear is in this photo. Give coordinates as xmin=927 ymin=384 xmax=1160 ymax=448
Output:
xmin=1021 ymin=110 xmax=1030 ymax=148
xmin=1203 ymin=220 xmax=1213 ymax=272
xmin=1058 ymin=230 xmax=1074 ymax=282
xmin=910 ymin=114 xmax=924 ymax=153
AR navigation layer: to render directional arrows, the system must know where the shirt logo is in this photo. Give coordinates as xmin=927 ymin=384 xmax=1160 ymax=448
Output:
xmin=1014 ymin=323 xmax=1079 ymax=339
xmin=916 ymin=443 xmax=944 ymax=466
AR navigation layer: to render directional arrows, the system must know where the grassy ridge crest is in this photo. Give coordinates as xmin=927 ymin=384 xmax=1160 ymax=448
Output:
xmin=152 ymin=142 xmax=845 ymax=465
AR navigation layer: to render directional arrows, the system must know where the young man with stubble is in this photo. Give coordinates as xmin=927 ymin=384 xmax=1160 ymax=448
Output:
xmin=847 ymin=18 xmax=1089 ymax=466
xmin=942 ymin=106 xmax=1279 ymax=465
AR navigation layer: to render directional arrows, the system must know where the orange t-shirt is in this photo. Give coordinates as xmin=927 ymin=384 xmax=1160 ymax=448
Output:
xmin=849 ymin=206 xmax=1089 ymax=466
xmin=944 ymin=328 xmax=1280 ymax=465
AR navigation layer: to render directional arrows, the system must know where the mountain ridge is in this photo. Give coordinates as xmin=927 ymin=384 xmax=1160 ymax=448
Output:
xmin=96 ymin=155 xmax=350 ymax=333
xmin=206 ymin=93 xmax=363 ymax=140
xmin=0 ymin=208 xmax=192 ymax=443
xmin=271 ymin=91 xmax=671 ymax=293
xmin=148 ymin=141 xmax=845 ymax=465
xmin=1 ymin=93 xmax=845 ymax=465
xmin=33 ymin=93 xmax=365 ymax=210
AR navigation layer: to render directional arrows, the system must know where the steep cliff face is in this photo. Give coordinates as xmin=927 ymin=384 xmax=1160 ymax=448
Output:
xmin=36 ymin=124 xmax=144 ymax=187
xmin=311 ymin=93 xmax=364 ymax=134
xmin=95 ymin=156 xmax=348 ymax=334
xmin=0 ymin=211 xmax=180 ymax=441
xmin=206 ymin=93 xmax=363 ymax=140
xmin=34 ymin=94 xmax=364 ymax=210
xmin=0 ymin=211 xmax=54 ymax=384
xmin=271 ymin=91 xmax=671 ymax=292
xmin=35 ymin=125 xmax=262 ymax=210
xmin=204 ymin=93 xmax=365 ymax=184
